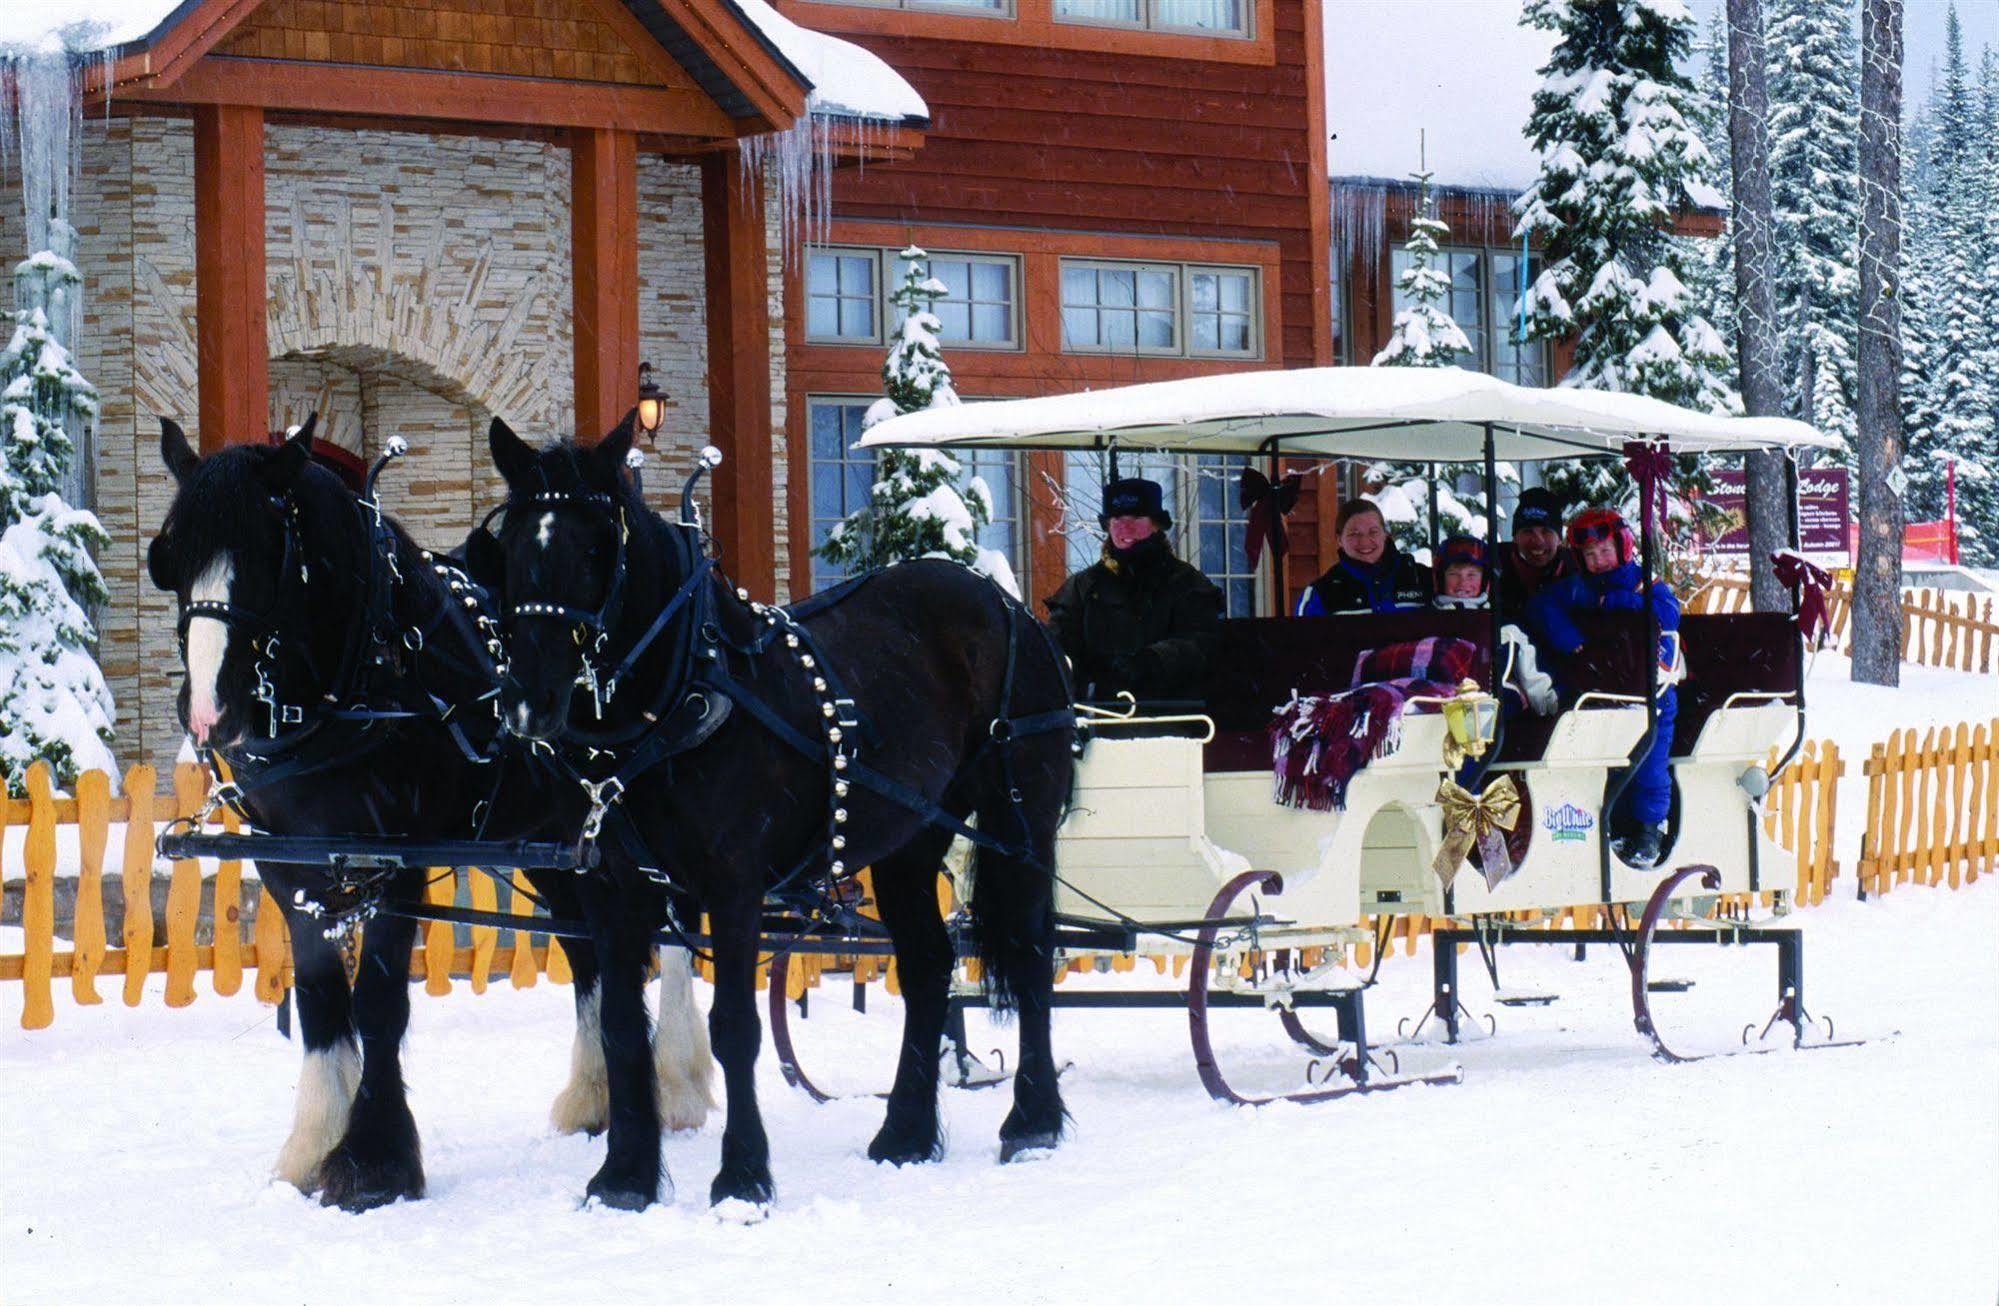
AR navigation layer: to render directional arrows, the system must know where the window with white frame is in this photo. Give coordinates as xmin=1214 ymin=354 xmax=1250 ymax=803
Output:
xmin=806 ymin=247 xmax=1021 ymax=350
xmin=1059 ymin=259 xmax=1260 ymax=359
xmin=1053 ymin=0 xmax=1247 ymax=36
xmin=1387 ymin=244 xmax=1548 ymax=385
xmin=1062 ymin=451 xmax=1262 ymax=617
xmin=807 ymin=396 xmax=1026 ymax=592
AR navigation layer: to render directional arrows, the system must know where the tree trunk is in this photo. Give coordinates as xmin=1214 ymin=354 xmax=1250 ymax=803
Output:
xmin=1853 ymin=0 xmax=1905 ymax=686
xmin=1726 ymin=0 xmax=1791 ymax=611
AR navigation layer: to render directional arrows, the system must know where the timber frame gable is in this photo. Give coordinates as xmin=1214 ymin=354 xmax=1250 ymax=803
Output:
xmin=79 ymin=0 xmax=846 ymax=141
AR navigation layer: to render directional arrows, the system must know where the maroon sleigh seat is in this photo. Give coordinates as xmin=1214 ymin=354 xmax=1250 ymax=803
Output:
xmin=1200 ymin=611 xmax=1493 ymax=773
xmin=1671 ymin=613 xmax=1802 ymax=756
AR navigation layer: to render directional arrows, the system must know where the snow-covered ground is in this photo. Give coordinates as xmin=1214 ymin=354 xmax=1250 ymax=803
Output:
xmin=3 ymin=873 xmax=1995 ymax=1304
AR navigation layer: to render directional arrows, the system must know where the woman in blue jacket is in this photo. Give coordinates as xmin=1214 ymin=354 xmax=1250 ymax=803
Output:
xmin=1295 ymin=498 xmax=1431 ymax=616
xmin=1530 ymin=507 xmax=1681 ymax=869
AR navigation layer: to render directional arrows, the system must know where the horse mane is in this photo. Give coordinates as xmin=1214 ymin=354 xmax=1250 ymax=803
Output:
xmin=162 ymin=444 xmax=366 ymax=584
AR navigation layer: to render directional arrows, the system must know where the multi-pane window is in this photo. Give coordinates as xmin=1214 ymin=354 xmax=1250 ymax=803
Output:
xmin=808 ymin=400 xmax=877 ymax=589
xmin=807 ymin=249 xmax=879 ymax=343
xmin=806 ymin=247 xmax=1020 ymax=350
xmin=1054 ymin=0 xmax=1247 ymax=35
xmin=807 ymin=397 xmax=1025 ymax=592
xmin=1061 ymin=451 xmax=1262 ymax=617
xmin=1387 ymin=244 xmax=1548 ymax=385
xmin=1194 ymin=455 xmax=1257 ymax=618
xmin=1059 ymin=259 xmax=1260 ymax=359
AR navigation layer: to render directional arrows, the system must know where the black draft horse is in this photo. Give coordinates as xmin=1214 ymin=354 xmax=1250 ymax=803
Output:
xmin=477 ymin=415 xmax=1075 ymax=1212
xmin=146 ymin=419 xmax=713 ymax=1211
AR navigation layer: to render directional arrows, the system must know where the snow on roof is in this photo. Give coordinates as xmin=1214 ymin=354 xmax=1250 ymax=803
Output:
xmin=859 ymin=367 xmax=1838 ymax=463
xmin=1324 ymin=0 xmax=1552 ymax=192
xmin=0 ymin=0 xmax=186 ymax=54
xmin=731 ymin=0 xmax=927 ymax=123
xmin=0 ymin=0 xmax=928 ymax=126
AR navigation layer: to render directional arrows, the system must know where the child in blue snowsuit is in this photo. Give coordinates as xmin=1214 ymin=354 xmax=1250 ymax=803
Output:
xmin=1530 ymin=507 xmax=1680 ymax=869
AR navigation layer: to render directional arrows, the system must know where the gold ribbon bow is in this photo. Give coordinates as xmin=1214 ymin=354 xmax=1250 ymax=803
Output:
xmin=1432 ymin=774 xmax=1522 ymax=891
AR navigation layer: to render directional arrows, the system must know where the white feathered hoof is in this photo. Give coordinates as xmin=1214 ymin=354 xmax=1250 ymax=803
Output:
xmin=551 ymin=989 xmax=610 ymax=1137
xmin=654 ymin=951 xmax=718 ymax=1133
xmin=273 ymin=1042 xmax=360 ymax=1192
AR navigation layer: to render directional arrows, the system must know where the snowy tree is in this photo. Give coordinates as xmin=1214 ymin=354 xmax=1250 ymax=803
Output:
xmin=1727 ymin=0 xmax=1792 ymax=612
xmin=816 ymin=247 xmax=1018 ymax=595
xmin=1903 ymin=10 xmax=1998 ymax=563
xmin=1512 ymin=0 xmax=1736 ymax=415
xmin=1767 ymin=0 xmax=1861 ymax=452
xmin=1372 ymin=170 xmax=1471 ymax=368
xmin=1 ymin=241 xmax=116 ymax=793
xmin=1852 ymin=0 xmax=1904 ymax=687
xmin=1368 ymin=170 xmax=1485 ymax=557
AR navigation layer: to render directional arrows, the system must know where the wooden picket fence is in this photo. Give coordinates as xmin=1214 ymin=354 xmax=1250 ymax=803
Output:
xmin=5 ymin=718 xmax=1992 ymax=1027
xmin=1687 ymin=574 xmax=1996 ymax=674
xmin=1855 ymin=719 xmax=1999 ymax=897
xmin=0 ymin=760 xmax=584 ymax=1031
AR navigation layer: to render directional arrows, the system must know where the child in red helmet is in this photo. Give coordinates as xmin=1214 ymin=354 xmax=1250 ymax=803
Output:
xmin=1431 ymin=535 xmax=1558 ymax=716
xmin=1528 ymin=508 xmax=1682 ymax=868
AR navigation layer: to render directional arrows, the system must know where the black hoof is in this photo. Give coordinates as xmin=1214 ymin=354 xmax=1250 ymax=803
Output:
xmin=586 ymin=1163 xmax=661 ymax=1212
xmin=316 ymin=1146 xmax=424 ymax=1212
xmin=709 ymin=1168 xmax=774 ymax=1209
xmin=998 ymin=1131 xmax=1061 ymax=1164
xmin=867 ymin=1126 xmax=943 ymax=1166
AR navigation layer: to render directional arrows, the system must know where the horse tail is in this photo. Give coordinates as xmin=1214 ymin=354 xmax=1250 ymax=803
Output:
xmin=966 ymin=591 xmax=1073 ymax=1015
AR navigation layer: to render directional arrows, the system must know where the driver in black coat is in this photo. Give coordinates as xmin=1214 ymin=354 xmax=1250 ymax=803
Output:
xmin=1046 ymin=477 xmax=1223 ymax=704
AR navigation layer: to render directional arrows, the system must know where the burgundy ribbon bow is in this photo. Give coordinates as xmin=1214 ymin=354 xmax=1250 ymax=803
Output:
xmin=1772 ymin=550 xmax=1834 ymax=646
xmin=1622 ymin=440 xmax=1674 ymax=524
xmin=1239 ymin=468 xmax=1302 ymax=569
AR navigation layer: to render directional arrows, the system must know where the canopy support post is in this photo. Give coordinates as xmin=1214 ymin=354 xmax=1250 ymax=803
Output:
xmin=1427 ymin=462 xmax=1441 ymax=557
xmin=1463 ymin=425 xmax=1507 ymax=792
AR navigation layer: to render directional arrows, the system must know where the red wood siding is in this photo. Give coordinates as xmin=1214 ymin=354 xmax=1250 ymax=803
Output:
xmin=782 ymin=0 xmax=1330 ymax=602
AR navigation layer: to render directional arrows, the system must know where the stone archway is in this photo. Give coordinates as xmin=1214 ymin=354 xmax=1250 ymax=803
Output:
xmin=270 ymin=343 xmax=506 ymax=552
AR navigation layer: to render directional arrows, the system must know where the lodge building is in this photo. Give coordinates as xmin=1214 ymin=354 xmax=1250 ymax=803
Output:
xmin=4 ymin=0 xmax=1565 ymax=768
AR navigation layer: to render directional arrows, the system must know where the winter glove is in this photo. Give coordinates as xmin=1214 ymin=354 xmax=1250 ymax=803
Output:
xmin=1121 ymin=647 xmax=1165 ymax=694
xmin=1599 ymin=589 xmax=1644 ymax=612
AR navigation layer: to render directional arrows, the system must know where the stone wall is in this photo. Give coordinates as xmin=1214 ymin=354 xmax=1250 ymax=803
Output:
xmin=24 ymin=116 xmax=791 ymax=772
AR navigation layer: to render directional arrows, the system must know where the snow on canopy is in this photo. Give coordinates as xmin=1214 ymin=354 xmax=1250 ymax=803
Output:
xmin=732 ymin=0 xmax=927 ymax=123
xmin=0 ymin=0 xmax=928 ymax=125
xmin=858 ymin=366 xmax=1838 ymax=463
xmin=1324 ymin=0 xmax=1554 ymax=191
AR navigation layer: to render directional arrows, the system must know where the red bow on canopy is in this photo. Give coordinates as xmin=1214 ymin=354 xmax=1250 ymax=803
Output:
xmin=1772 ymin=550 xmax=1834 ymax=647
xmin=1239 ymin=468 xmax=1302 ymax=569
xmin=1622 ymin=440 xmax=1674 ymax=524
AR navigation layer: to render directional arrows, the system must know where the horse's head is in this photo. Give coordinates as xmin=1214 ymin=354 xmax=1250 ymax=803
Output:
xmin=146 ymin=415 xmax=330 ymax=749
xmin=485 ymin=412 xmax=639 ymax=742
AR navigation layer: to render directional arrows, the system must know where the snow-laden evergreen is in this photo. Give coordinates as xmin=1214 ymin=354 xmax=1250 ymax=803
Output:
xmin=1767 ymin=0 xmax=1861 ymax=452
xmin=816 ymin=248 xmax=1018 ymax=595
xmin=1901 ymin=10 xmax=1997 ymax=563
xmin=1369 ymin=169 xmax=1486 ymax=556
xmin=1372 ymin=170 xmax=1472 ymax=368
xmin=1512 ymin=0 xmax=1735 ymax=416
xmin=1 ymin=243 xmax=115 ymax=793
xmin=1683 ymin=9 xmax=1737 ymax=373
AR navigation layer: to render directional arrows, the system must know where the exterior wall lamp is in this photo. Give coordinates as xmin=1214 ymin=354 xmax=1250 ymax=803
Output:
xmin=636 ymin=361 xmax=666 ymax=441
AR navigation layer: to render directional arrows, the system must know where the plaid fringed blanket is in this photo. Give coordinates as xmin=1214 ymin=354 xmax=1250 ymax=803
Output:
xmin=1269 ymin=679 xmax=1455 ymax=812
xmin=1269 ymin=637 xmax=1483 ymax=813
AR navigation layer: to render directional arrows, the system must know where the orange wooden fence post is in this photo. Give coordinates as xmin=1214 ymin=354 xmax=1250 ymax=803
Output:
xmin=212 ymin=803 xmax=244 ymax=997
xmin=423 ymin=871 xmax=455 ymax=996
xmin=21 ymin=763 xmax=58 ymax=1030
xmin=508 ymin=871 xmax=540 ymax=989
xmin=72 ymin=768 xmax=111 ymax=1005
xmin=164 ymin=765 xmax=206 ymax=1006
xmin=121 ymin=764 xmax=156 ymax=1006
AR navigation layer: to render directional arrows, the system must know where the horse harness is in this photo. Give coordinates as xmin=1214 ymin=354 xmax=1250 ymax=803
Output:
xmin=502 ymin=490 xmax=1073 ymax=923
xmin=175 ymin=477 xmax=511 ymax=835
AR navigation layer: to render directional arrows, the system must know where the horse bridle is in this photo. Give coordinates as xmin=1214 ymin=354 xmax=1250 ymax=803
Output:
xmin=492 ymin=489 xmax=632 ymax=716
xmin=175 ymin=494 xmax=317 ymax=738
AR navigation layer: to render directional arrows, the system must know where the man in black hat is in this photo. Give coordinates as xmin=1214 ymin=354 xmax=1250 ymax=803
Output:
xmin=1494 ymin=485 xmax=1575 ymax=633
xmin=1046 ymin=477 xmax=1223 ymax=704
